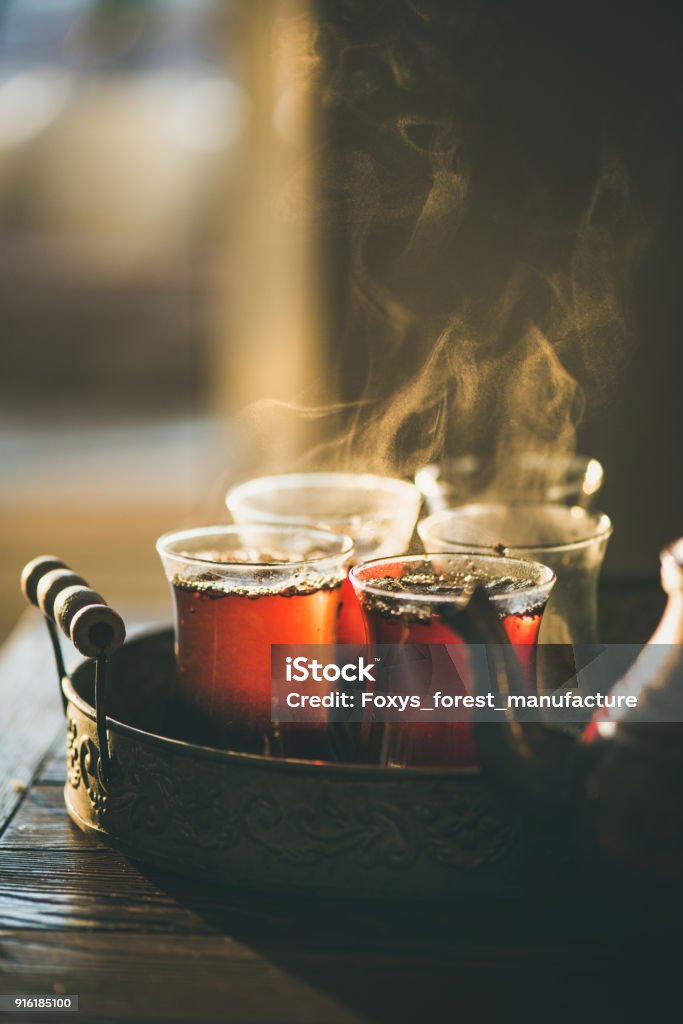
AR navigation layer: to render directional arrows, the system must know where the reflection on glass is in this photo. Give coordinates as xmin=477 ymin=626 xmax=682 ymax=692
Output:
xmin=419 ymin=502 xmax=613 ymax=648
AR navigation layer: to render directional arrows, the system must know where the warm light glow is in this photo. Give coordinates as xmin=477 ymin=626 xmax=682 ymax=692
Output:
xmin=0 ymin=71 xmax=70 ymax=148
xmin=414 ymin=464 xmax=441 ymax=496
xmin=273 ymin=86 xmax=307 ymax=146
xmin=583 ymin=458 xmax=604 ymax=496
xmin=164 ymin=76 xmax=249 ymax=153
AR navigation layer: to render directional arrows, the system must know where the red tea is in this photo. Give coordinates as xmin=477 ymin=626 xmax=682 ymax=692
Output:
xmin=225 ymin=473 xmax=422 ymax=644
xmin=338 ymin=572 xmax=367 ymax=644
xmin=356 ymin=565 xmax=548 ymax=766
xmin=360 ymin=576 xmax=544 ymax=646
xmin=172 ymin=575 xmax=342 ymax=756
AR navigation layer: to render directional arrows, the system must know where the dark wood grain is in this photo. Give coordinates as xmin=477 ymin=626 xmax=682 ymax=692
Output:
xmin=34 ymin=747 xmax=66 ymax=787
xmin=0 ymin=589 xmax=674 ymax=1023
xmin=0 ymin=931 xmax=367 ymax=1024
xmin=0 ymin=784 xmax=615 ymax=949
xmin=0 ymin=786 xmax=94 ymax=851
xmin=0 ymin=847 xmax=218 ymax=934
xmin=0 ymin=613 xmax=64 ymax=836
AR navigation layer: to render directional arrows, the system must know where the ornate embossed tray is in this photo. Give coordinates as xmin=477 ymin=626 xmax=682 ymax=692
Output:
xmin=63 ymin=629 xmax=537 ymax=899
xmin=21 ymin=555 xmax=567 ymax=901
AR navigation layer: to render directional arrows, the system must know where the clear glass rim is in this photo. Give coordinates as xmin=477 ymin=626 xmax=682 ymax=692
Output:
xmin=415 ymin=454 xmax=604 ymax=496
xmin=418 ymin=503 xmax=613 ymax=554
xmin=226 ymin=471 xmax=422 ymax=523
xmin=349 ymin=551 xmax=555 ymax=606
xmin=156 ymin=523 xmax=354 ymax=569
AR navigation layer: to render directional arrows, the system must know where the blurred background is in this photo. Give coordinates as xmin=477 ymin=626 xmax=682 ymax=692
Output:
xmin=1 ymin=0 xmax=681 ymax=638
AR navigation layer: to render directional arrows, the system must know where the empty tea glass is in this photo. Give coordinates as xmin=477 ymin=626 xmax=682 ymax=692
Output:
xmin=350 ymin=551 xmax=555 ymax=766
xmin=157 ymin=523 xmax=353 ymax=756
xmin=418 ymin=503 xmax=613 ymax=650
xmin=226 ymin=473 xmax=422 ymax=643
xmin=415 ymin=452 xmax=604 ymax=514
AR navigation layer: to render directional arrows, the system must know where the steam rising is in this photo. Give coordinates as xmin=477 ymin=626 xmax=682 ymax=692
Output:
xmin=241 ymin=1 xmax=643 ymax=479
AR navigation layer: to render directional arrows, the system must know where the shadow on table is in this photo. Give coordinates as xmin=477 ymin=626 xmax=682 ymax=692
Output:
xmin=134 ymin=862 xmax=679 ymax=1023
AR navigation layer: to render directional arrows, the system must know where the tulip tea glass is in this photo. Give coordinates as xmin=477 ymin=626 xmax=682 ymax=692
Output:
xmin=418 ymin=503 xmax=612 ymax=649
xmin=416 ymin=452 xmax=604 ymax=514
xmin=226 ymin=472 xmax=422 ymax=643
xmin=350 ymin=552 xmax=555 ymax=766
xmin=157 ymin=524 xmax=353 ymax=757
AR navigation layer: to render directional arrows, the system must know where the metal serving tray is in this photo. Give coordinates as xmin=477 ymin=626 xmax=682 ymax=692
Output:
xmin=60 ymin=628 xmax=559 ymax=900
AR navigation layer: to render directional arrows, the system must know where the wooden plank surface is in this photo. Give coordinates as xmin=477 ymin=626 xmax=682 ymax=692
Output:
xmin=0 ymin=783 xmax=605 ymax=947
xmin=33 ymin=749 xmax=65 ymax=787
xmin=0 ymin=612 xmax=64 ymax=837
xmin=0 ymin=750 xmax=636 ymax=1022
xmin=0 ymin=787 xmax=99 ymax=852
xmin=0 ymin=608 xmax=169 ymax=838
xmin=0 ymin=931 xmax=368 ymax=1024
xmin=0 ymin=764 xmax=666 ymax=1022
xmin=0 ymin=590 xmax=675 ymax=1023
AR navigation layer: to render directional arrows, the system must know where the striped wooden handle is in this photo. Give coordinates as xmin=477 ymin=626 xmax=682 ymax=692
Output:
xmin=21 ymin=555 xmax=126 ymax=658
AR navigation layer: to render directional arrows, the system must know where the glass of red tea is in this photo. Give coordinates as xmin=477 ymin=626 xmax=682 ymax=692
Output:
xmin=349 ymin=552 xmax=555 ymax=767
xmin=157 ymin=524 xmax=353 ymax=756
xmin=226 ymin=473 xmax=422 ymax=644
xmin=418 ymin=503 xmax=612 ymax=647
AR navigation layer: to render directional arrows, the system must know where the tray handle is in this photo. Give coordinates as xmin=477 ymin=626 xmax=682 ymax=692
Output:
xmin=20 ymin=555 xmax=126 ymax=786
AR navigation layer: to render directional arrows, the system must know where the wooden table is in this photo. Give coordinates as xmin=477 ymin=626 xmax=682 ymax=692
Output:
xmin=0 ymin=585 xmax=676 ymax=1023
